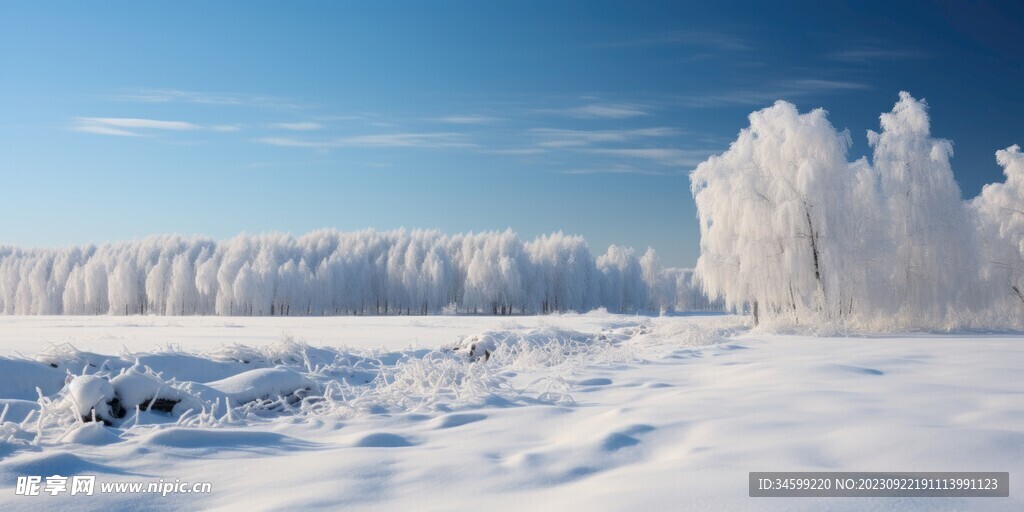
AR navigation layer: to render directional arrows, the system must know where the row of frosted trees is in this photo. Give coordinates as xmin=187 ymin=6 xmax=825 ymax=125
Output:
xmin=691 ymin=91 xmax=1024 ymax=330
xmin=0 ymin=229 xmax=721 ymax=316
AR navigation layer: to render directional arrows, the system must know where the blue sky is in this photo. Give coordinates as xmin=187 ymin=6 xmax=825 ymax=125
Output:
xmin=2 ymin=1 xmax=1023 ymax=266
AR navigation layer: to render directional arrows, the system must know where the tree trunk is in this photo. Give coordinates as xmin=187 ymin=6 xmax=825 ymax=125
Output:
xmin=1011 ymin=285 xmax=1024 ymax=307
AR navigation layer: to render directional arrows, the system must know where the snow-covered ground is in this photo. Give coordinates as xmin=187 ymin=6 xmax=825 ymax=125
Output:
xmin=0 ymin=313 xmax=1021 ymax=511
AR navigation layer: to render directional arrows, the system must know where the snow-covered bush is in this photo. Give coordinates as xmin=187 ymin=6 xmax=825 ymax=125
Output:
xmin=67 ymin=375 xmax=122 ymax=423
xmin=110 ymin=366 xmax=184 ymax=413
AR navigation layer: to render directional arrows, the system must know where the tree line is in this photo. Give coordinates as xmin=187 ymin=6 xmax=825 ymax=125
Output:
xmin=0 ymin=229 xmax=721 ymax=316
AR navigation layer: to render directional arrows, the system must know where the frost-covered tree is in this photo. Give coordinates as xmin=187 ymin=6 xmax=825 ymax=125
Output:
xmin=640 ymin=248 xmax=670 ymax=312
xmin=692 ymin=91 xmax=1013 ymax=330
xmin=691 ymin=100 xmax=856 ymax=324
xmin=597 ymin=245 xmax=648 ymax=313
xmin=527 ymin=232 xmax=600 ymax=314
xmin=972 ymin=145 xmax=1024 ymax=314
xmin=867 ymin=92 xmax=979 ymax=325
xmin=145 ymin=256 xmax=171 ymax=316
xmin=108 ymin=259 xmax=142 ymax=315
xmin=166 ymin=254 xmax=198 ymax=315
xmin=667 ymin=269 xmax=723 ymax=312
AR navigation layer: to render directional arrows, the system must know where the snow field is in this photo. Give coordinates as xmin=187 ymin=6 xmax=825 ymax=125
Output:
xmin=0 ymin=314 xmax=1020 ymax=511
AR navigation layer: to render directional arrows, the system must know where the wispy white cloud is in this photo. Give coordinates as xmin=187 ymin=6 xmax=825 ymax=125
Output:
xmin=87 ymin=88 xmax=714 ymax=177
xmin=237 ymin=159 xmax=352 ymax=169
xmin=586 ymin=148 xmax=716 ymax=167
xmin=482 ymin=148 xmax=549 ymax=156
xmin=257 ymin=132 xmax=474 ymax=150
xmin=530 ymin=127 xmax=678 ymax=148
xmin=256 ymin=137 xmax=324 ymax=148
xmin=113 ymin=88 xmax=303 ymax=109
xmin=561 ymin=165 xmax=671 ymax=176
xmin=339 ymin=133 xmax=472 ymax=148
xmin=559 ymin=103 xmax=649 ymax=119
xmin=600 ymin=30 xmax=749 ymax=51
xmin=432 ymin=114 xmax=500 ymax=125
xmin=116 ymin=88 xmax=244 ymax=105
xmin=71 ymin=117 xmax=201 ymax=136
xmin=776 ymin=79 xmax=871 ymax=91
xmin=271 ymin=122 xmax=324 ymax=131
xmin=72 ymin=117 xmax=248 ymax=138
xmin=72 ymin=124 xmax=141 ymax=137
xmin=828 ymin=41 xmax=929 ymax=62
xmin=77 ymin=117 xmax=198 ymax=130
xmin=673 ymin=78 xmax=871 ymax=107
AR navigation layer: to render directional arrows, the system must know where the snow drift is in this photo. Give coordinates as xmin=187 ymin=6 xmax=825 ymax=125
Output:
xmin=692 ymin=91 xmax=1024 ymax=330
xmin=0 ymin=230 xmax=721 ymax=317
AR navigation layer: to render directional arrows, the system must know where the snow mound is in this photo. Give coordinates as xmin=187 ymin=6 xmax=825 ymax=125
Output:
xmin=61 ymin=422 xmax=121 ymax=445
xmin=202 ymin=367 xmax=313 ymax=404
xmin=353 ymin=432 xmax=416 ymax=448
xmin=0 ymin=357 xmax=66 ymax=401
xmin=133 ymin=352 xmax=249 ymax=382
xmin=140 ymin=428 xmax=312 ymax=451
